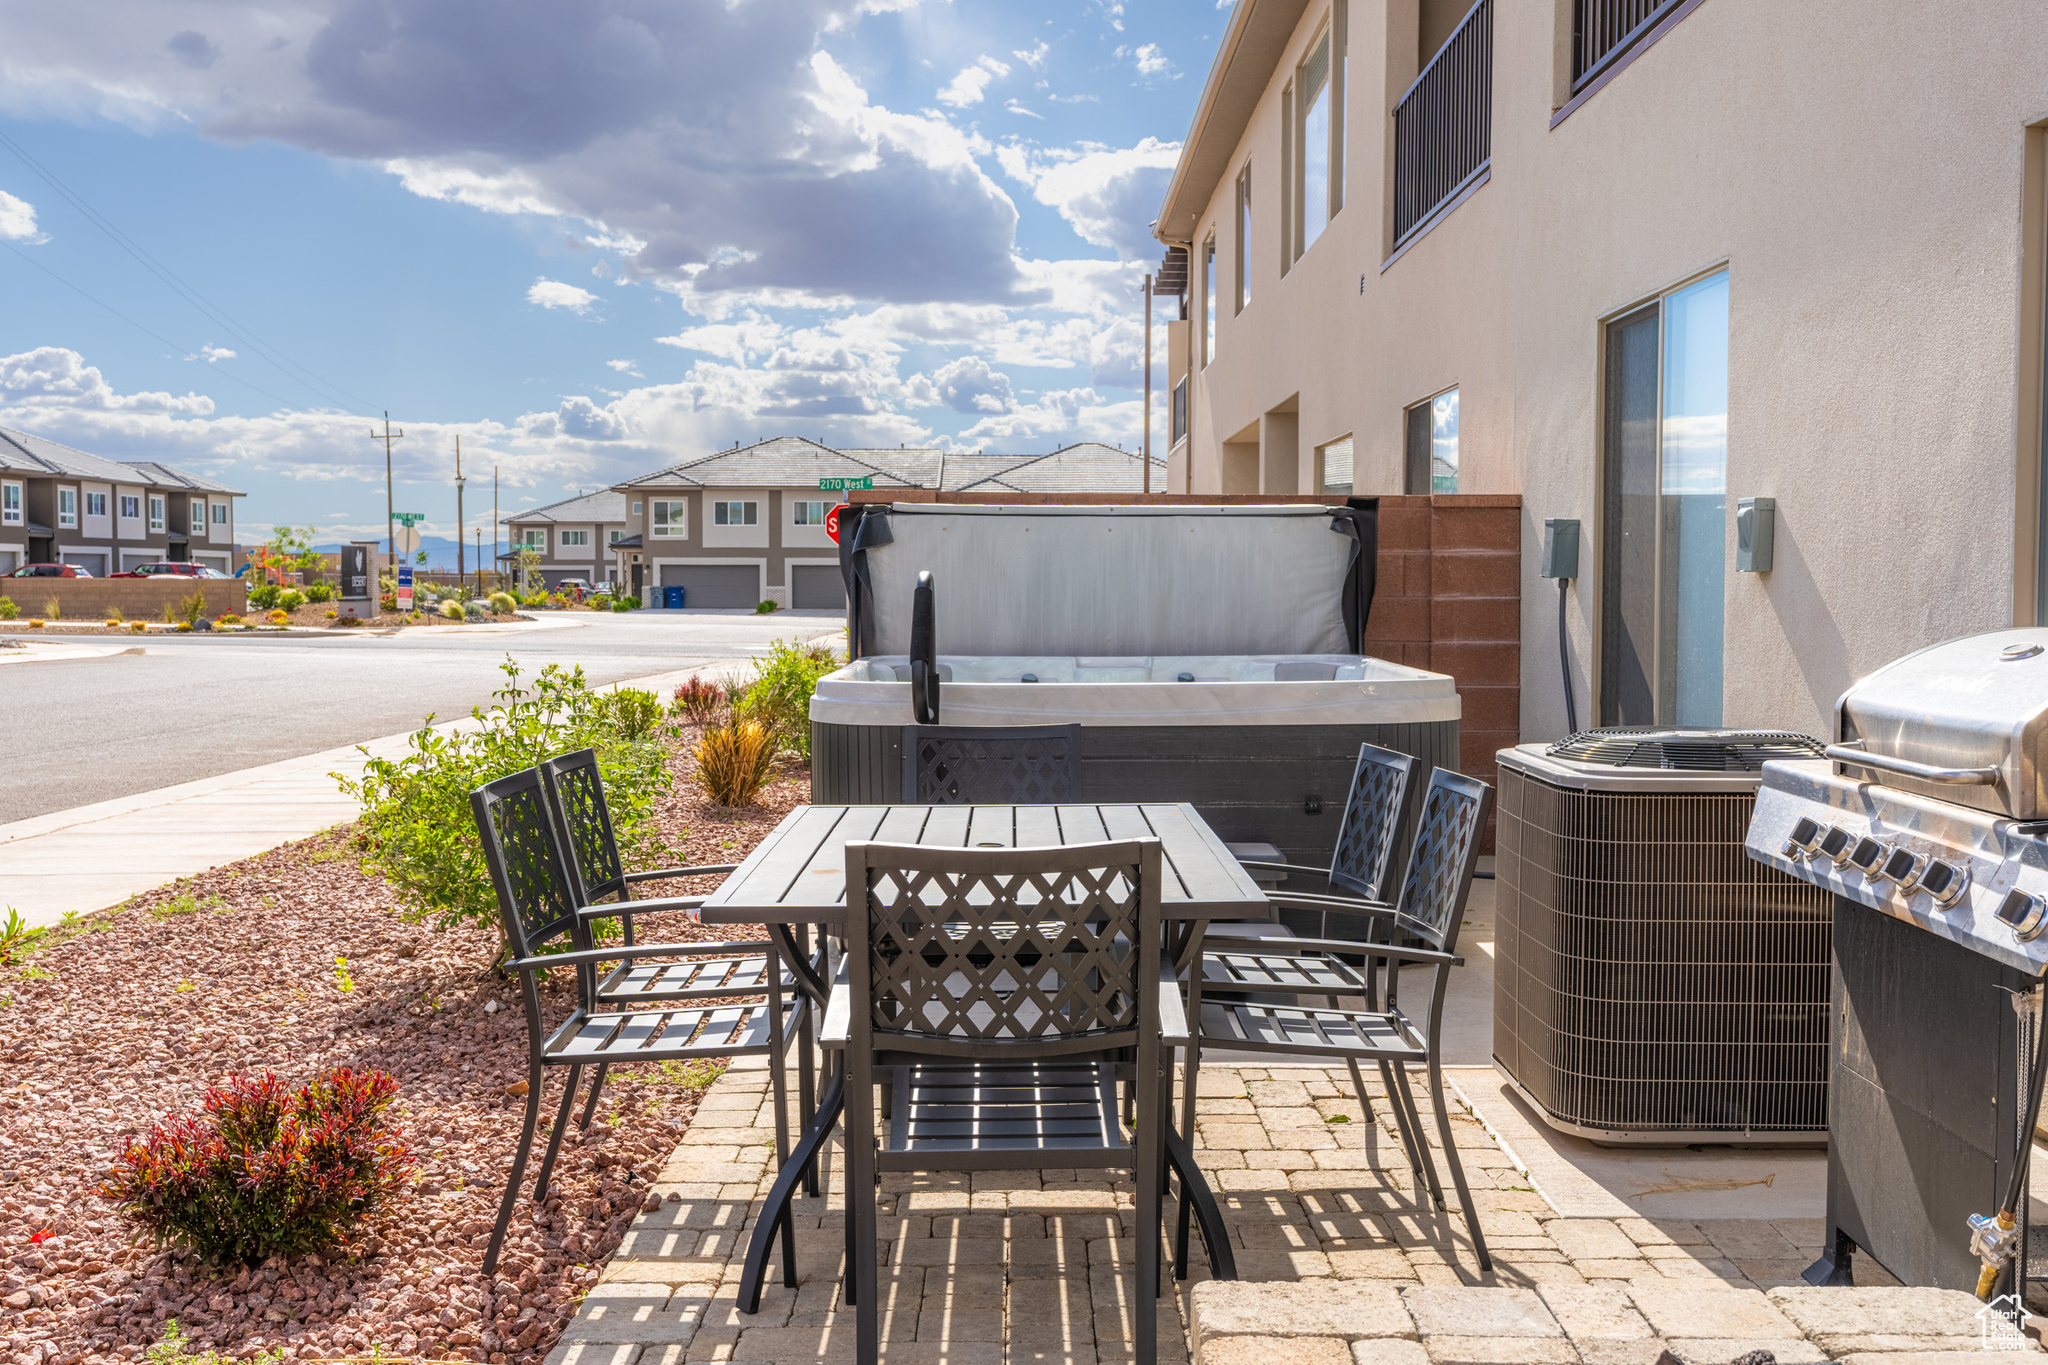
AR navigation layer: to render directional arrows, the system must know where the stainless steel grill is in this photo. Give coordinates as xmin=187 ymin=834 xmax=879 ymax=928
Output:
xmin=1495 ymin=730 xmax=1832 ymax=1143
xmin=1746 ymin=627 xmax=2048 ymax=1294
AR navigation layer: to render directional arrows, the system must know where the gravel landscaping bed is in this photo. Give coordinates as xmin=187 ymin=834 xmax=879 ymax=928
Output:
xmin=0 ymin=739 xmax=807 ymax=1365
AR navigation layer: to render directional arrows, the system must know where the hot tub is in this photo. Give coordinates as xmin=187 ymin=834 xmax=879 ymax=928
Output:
xmin=812 ymin=502 xmax=1465 ymax=872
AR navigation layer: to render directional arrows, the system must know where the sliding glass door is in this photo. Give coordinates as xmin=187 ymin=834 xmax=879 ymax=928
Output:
xmin=1599 ymin=270 xmax=1729 ymax=727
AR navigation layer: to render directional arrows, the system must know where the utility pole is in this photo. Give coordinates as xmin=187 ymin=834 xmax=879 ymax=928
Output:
xmin=1142 ymin=272 xmax=1153 ymax=497
xmin=366 ymin=412 xmax=404 ymax=569
xmin=492 ymin=465 xmax=499 ymax=592
xmin=474 ymin=528 xmax=483 ymax=598
xmin=454 ymin=435 xmax=467 ymax=583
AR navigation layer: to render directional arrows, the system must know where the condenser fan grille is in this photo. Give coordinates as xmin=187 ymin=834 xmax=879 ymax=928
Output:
xmin=1546 ymin=727 xmax=1825 ymax=772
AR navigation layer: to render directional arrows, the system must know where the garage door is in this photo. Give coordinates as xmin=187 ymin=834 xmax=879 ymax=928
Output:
xmin=791 ymin=564 xmax=846 ymax=610
xmin=62 ymin=551 xmax=109 ymax=577
xmin=659 ymin=563 xmax=761 ymax=608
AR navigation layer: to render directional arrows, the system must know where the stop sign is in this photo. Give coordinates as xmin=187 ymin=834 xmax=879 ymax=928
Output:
xmin=824 ymin=503 xmax=850 ymax=543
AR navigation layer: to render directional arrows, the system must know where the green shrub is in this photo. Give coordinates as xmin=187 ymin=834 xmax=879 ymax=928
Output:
xmin=754 ymin=599 xmax=779 ymax=614
xmin=696 ymin=720 xmax=777 ymax=806
xmin=100 ymin=1068 xmax=412 ymax=1265
xmin=596 ymin=686 xmax=666 ymax=741
xmin=246 ymin=583 xmax=281 ymax=610
xmin=338 ymin=660 xmax=674 ymax=933
xmin=304 ymin=582 xmax=335 ymax=603
xmin=438 ymin=598 xmax=465 ymax=620
xmin=175 ymin=591 xmax=207 ymax=627
xmin=0 ymin=597 xmax=15 ymax=621
xmin=276 ymin=588 xmax=307 ymax=613
xmin=736 ymin=638 xmax=842 ymax=759
xmin=488 ymin=591 xmax=516 ymax=614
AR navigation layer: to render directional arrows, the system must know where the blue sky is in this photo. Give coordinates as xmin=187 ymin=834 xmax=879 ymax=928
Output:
xmin=0 ymin=0 xmax=1226 ymax=542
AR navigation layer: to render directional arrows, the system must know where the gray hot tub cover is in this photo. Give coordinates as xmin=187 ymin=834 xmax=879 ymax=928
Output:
xmin=839 ymin=501 xmax=1378 ymax=658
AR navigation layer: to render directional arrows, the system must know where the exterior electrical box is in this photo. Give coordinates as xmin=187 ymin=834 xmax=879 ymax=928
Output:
xmin=1737 ymin=497 xmax=1775 ymax=573
xmin=1540 ymin=518 xmax=1580 ymax=579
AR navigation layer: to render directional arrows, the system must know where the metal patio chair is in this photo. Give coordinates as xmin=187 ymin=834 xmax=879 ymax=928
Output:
xmin=1192 ymin=766 xmax=1497 ymax=1272
xmin=470 ymin=765 xmax=804 ymax=1276
xmin=538 ymin=748 xmax=828 ymax=1174
xmin=901 ymin=723 xmax=1081 ymax=803
xmin=829 ymin=838 xmax=1181 ymax=1365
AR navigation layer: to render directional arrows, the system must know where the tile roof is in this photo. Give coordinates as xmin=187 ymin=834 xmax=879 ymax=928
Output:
xmin=0 ymin=426 xmax=243 ymax=494
xmin=618 ymin=436 xmax=943 ymax=490
xmin=954 ymin=443 xmax=1167 ymax=494
xmin=503 ymin=488 xmax=628 ymax=525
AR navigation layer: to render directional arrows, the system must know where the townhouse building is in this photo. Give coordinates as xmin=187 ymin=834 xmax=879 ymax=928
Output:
xmin=500 ymin=489 xmax=629 ymax=590
xmin=610 ymin=437 xmax=1164 ymax=608
xmin=1154 ymin=0 xmax=2048 ymax=742
xmin=0 ymin=426 xmax=243 ymax=576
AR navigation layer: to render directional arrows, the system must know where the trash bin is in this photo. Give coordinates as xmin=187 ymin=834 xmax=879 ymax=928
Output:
xmin=663 ymin=585 xmax=685 ymax=609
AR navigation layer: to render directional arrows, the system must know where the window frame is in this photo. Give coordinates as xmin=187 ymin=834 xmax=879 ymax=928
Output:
xmin=649 ymin=499 xmax=686 ymax=537
xmin=59 ymin=487 xmax=78 ymax=529
xmin=1316 ymin=434 xmax=1355 ymax=495
xmin=213 ymin=502 xmax=228 ymax=525
xmin=713 ymin=499 xmax=759 ymax=527
xmin=792 ymin=499 xmax=831 ymax=526
xmin=1289 ymin=7 xmax=1346 ymax=264
xmin=517 ymin=527 xmax=548 ymax=551
xmin=1235 ymin=164 xmax=1253 ymax=315
xmin=1403 ymin=387 xmax=1460 ymax=494
xmin=85 ymin=491 xmax=108 ymax=519
xmin=148 ymin=495 xmax=165 ymax=532
xmin=189 ymin=499 xmax=206 ymax=534
xmin=558 ymin=528 xmax=590 ymax=547
xmin=119 ymin=494 xmax=140 ymax=520
xmin=1 ymin=481 xmax=20 ymax=526
xmin=1202 ymin=237 xmax=1217 ymax=366
xmin=1171 ymin=378 xmax=1189 ymax=447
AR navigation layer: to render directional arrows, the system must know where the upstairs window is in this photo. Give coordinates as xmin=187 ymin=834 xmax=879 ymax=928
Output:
xmin=86 ymin=491 xmax=107 ymax=518
xmin=1 ymin=482 xmax=19 ymax=525
xmin=559 ymin=529 xmax=589 ymax=547
xmin=60 ymin=488 xmax=77 ymax=528
xmin=148 ymin=495 xmax=165 ymax=531
xmin=608 ymin=529 xmax=628 ymax=543
xmin=1202 ymin=237 xmax=1216 ymax=365
xmin=517 ymin=528 xmax=547 ymax=550
xmin=1235 ymin=164 xmax=1253 ymax=314
xmin=1292 ymin=8 xmax=1346 ymax=261
xmin=1171 ymin=378 xmax=1188 ymax=446
xmin=713 ymin=500 xmax=758 ymax=526
xmin=190 ymin=499 xmax=205 ymax=533
xmin=213 ymin=502 xmax=228 ymax=525
xmin=120 ymin=495 xmax=140 ymax=519
xmin=792 ymin=500 xmax=831 ymax=525
xmin=650 ymin=500 xmax=686 ymax=536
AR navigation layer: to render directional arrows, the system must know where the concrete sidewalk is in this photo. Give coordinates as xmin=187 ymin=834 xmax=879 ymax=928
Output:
xmin=0 ymin=654 xmax=796 ymax=929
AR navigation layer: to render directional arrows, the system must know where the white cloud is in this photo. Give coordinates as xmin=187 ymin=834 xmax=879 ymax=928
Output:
xmin=0 ymin=347 xmax=214 ymax=415
xmin=913 ymin=355 xmax=1014 ymax=414
xmin=1013 ymin=41 xmax=1050 ymax=68
xmin=1131 ymin=44 xmax=1173 ymax=78
xmin=1005 ymin=99 xmax=1043 ymax=120
xmin=528 ymin=278 xmax=598 ymax=313
xmin=0 ymin=190 xmax=43 ymax=242
xmin=937 ymin=55 xmax=1011 ymax=109
xmin=605 ymin=359 xmax=642 ymax=376
xmin=199 ymin=344 xmax=236 ymax=363
xmin=998 ymin=138 xmax=1181 ymax=260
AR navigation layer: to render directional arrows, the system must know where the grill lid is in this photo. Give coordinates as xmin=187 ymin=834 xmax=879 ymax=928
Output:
xmin=1836 ymin=627 xmax=2048 ymax=818
xmin=1546 ymin=728 xmax=1826 ymax=773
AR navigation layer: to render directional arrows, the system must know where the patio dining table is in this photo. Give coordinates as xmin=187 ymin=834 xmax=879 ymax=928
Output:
xmin=697 ymin=801 xmax=1264 ymax=1310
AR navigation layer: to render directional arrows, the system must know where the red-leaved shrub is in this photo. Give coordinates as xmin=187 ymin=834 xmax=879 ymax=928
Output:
xmin=101 ymin=1067 xmax=413 ymax=1265
xmin=673 ymin=674 xmax=725 ymax=725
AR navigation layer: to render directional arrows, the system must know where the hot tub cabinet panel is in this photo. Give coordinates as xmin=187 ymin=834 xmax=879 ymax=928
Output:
xmin=812 ymin=718 xmax=1460 ymax=878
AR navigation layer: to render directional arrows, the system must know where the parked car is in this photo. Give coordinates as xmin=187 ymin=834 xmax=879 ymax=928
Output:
xmin=111 ymin=562 xmax=232 ymax=579
xmin=9 ymin=563 xmax=89 ymax=577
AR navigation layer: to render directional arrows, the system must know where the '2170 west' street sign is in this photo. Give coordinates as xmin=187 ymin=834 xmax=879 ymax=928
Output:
xmin=818 ymin=476 xmax=873 ymax=492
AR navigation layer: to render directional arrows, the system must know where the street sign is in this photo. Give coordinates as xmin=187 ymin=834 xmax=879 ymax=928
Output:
xmin=818 ymin=476 xmax=873 ymax=492
xmin=396 ymin=563 xmax=414 ymax=613
xmin=825 ymin=503 xmax=850 ymax=544
xmin=394 ymin=512 xmax=427 ymax=526
xmin=394 ymin=524 xmax=421 ymax=558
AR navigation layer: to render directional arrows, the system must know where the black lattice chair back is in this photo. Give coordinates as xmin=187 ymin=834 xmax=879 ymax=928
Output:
xmin=1326 ymin=744 xmax=1416 ymax=902
xmin=902 ymin=724 xmax=1082 ymax=804
xmin=1388 ymin=768 xmax=1493 ymax=954
xmin=471 ymin=767 xmax=582 ymax=962
xmin=850 ymin=839 xmax=1157 ymax=1054
xmin=539 ymin=748 xmax=628 ymax=904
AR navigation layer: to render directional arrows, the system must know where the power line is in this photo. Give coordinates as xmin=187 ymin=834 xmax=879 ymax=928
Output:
xmin=0 ymin=125 xmax=375 ymax=414
xmin=0 ymin=236 xmax=306 ymax=412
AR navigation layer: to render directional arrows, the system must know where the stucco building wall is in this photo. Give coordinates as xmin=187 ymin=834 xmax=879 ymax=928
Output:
xmin=1165 ymin=0 xmax=2048 ymax=743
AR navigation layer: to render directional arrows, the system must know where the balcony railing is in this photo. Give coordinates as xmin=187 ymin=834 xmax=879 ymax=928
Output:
xmin=1392 ymin=0 xmax=1493 ymax=249
xmin=1572 ymin=0 xmax=1681 ymax=89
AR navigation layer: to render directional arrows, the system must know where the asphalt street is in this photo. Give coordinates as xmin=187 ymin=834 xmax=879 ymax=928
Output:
xmin=0 ymin=610 xmax=846 ymax=822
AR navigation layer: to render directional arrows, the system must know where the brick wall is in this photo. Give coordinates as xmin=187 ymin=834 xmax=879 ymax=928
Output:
xmin=0 ymin=578 xmax=249 ymax=621
xmin=1363 ymin=494 xmax=1521 ymax=846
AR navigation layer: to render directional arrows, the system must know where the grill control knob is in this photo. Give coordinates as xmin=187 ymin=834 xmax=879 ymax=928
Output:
xmin=1878 ymin=846 xmax=1925 ymax=893
xmin=1997 ymin=889 xmax=2048 ymax=942
xmin=1848 ymin=837 xmax=1887 ymax=877
xmin=1818 ymin=826 xmax=1856 ymax=868
xmin=1920 ymin=859 xmax=1970 ymax=909
xmin=1783 ymin=816 xmax=1824 ymax=860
